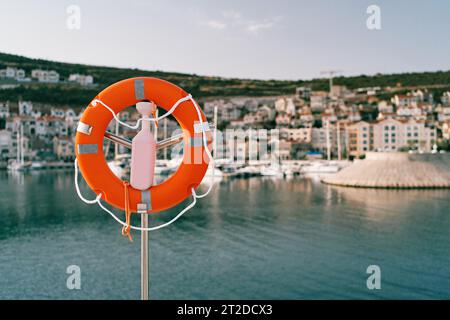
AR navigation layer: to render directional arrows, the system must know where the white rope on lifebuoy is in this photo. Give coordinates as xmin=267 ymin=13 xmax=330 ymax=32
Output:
xmin=74 ymin=158 xmax=102 ymax=204
xmin=74 ymin=94 xmax=215 ymax=231
xmin=91 ymin=94 xmax=193 ymax=130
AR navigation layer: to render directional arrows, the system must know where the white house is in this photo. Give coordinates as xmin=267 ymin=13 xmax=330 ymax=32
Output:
xmin=50 ymin=108 xmax=66 ymax=118
xmin=312 ymin=126 xmax=338 ymax=154
xmin=347 ymin=110 xmax=362 ymax=122
xmin=299 ymin=108 xmax=314 ymax=125
xmin=391 ymin=93 xmax=422 ymax=107
xmin=377 ymin=101 xmax=394 ymax=113
xmin=0 ymin=67 xmax=25 ymax=80
xmin=0 ymin=102 xmax=10 ymax=118
xmin=31 ymin=69 xmax=60 ymax=83
xmin=442 ymin=122 xmax=450 ymax=140
xmin=53 ymin=136 xmax=75 ymax=160
xmin=275 ymin=113 xmax=291 ymax=127
xmin=286 ymin=98 xmax=296 ymax=116
xmin=274 ymin=97 xmax=296 ymax=116
xmin=0 ymin=130 xmax=12 ymax=160
xmin=373 ymin=118 xmax=436 ymax=152
xmin=438 ymin=106 xmax=450 ymax=122
xmin=396 ymin=105 xmax=424 ymax=119
xmin=68 ymin=74 xmax=94 ymax=86
xmin=36 ymin=116 xmax=69 ymax=139
xmin=275 ymin=98 xmax=287 ymax=113
xmin=441 ymin=92 xmax=450 ymax=106
xmin=280 ymin=128 xmax=312 ymax=143
xmin=203 ymin=99 xmax=241 ymax=121
xmin=19 ymin=101 xmax=33 ymax=116
xmin=321 ymin=112 xmax=338 ymax=124
xmin=310 ymin=91 xmax=328 ymax=111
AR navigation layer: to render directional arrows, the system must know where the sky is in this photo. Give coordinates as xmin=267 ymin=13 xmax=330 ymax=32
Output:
xmin=0 ymin=0 xmax=449 ymax=80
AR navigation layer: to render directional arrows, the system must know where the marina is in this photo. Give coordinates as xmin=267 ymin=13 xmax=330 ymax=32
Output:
xmin=106 ymin=157 xmax=351 ymax=180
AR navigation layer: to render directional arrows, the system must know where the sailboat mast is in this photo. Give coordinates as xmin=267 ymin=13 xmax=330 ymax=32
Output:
xmin=337 ymin=121 xmax=341 ymax=161
xmin=20 ymin=121 xmax=24 ymax=165
xmin=213 ymin=106 xmax=218 ymax=158
xmin=16 ymin=122 xmax=20 ymax=162
xmin=326 ymin=120 xmax=331 ymax=162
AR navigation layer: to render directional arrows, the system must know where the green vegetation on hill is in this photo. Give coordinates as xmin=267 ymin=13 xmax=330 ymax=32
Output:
xmin=0 ymin=52 xmax=449 ymax=108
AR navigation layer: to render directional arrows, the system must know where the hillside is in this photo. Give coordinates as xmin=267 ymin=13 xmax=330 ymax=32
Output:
xmin=0 ymin=52 xmax=450 ymax=108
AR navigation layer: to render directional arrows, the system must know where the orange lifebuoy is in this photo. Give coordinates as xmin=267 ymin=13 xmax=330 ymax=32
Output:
xmin=75 ymin=77 xmax=210 ymax=214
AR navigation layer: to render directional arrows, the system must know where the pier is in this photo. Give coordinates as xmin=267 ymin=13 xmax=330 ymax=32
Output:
xmin=322 ymin=152 xmax=450 ymax=189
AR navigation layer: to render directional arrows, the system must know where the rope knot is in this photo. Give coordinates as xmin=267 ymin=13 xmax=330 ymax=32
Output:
xmin=122 ymin=181 xmax=133 ymax=242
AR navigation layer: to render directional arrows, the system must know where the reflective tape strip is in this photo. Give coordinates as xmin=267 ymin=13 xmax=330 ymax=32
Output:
xmin=189 ymin=136 xmax=204 ymax=147
xmin=76 ymin=121 xmax=92 ymax=135
xmin=77 ymin=144 xmax=98 ymax=154
xmin=141 ymin=190 xmax=152 ymax=210
xmin=194 ymin=122 xmax=210 ymax=133
xmin=137 ymin=203 xmax=148 ymax=214
xmin=134 ymin=79 xmax=145 ymax=100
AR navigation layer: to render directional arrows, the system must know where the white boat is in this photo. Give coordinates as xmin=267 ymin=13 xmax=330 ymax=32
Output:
xmin=205 ymin=165 xmax=223 ymax=177
xmin=201 ymin=165 xmax=224 ymax=185
xmin=240 ymin=165 xmax=261 ymax=177
xmin=281 ymin=163 xmax=298 ymax=177
xmin=260 ymin=164 xmax=284 ymax=177
xmin=284 ymin=168 xmax=294 ymax=177
xmin=7 ymin=160 xmax=31 ymax=172
xmin=301 ymin=162 xmax=340 ymax=174
xmin=220 ymin=163 xmax=241 ymax=177
xmin=30 ymin=161 xmax=46 ymax=170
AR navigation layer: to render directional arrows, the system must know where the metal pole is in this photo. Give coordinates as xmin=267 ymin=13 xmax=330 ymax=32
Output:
xmin=329 ymin=76 xmax=333 ymax=95
xmin=326 ymin=120 xmax=331 ymax=162
xmin=140 ymin=109 xmax=159 ymax=300
xmin=141 ymin=213 xmax=149 ymax=300
xmin=213 ymin=106 xmax=218 ymax=157
xmin=20 ymin=122 xmax=24 ymax=165
xmin=337 ymin=121 xmax=341 ymax=161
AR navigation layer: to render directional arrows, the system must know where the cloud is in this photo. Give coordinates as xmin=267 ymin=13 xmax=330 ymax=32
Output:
xmin=204 ymin=20 xmax=227 ymax=30
xmin=199 ymin=11 xmax=281 ymax=35
xmin=245 ymin=16 xmax=282 ymax=35
xmin=246 ymin=21 xmax=276 ymax=34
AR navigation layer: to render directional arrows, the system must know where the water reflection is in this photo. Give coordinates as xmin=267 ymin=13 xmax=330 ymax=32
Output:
xmin=0 ymin=171 xmax=450 ymax=299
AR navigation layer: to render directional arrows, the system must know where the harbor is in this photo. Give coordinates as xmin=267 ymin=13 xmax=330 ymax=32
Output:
xmin=7 ymin=150 xmax=450 ymax=191
xmin=107 ymin=157 xmax=350 ymax=180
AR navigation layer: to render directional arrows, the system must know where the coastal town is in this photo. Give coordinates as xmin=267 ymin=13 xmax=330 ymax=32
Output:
xmin=1 ymin=65 xmax=450 ymax=173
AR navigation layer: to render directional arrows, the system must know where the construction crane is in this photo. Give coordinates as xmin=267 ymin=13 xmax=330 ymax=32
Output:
xmin=320 ymin=70 xmax=342 ymax=95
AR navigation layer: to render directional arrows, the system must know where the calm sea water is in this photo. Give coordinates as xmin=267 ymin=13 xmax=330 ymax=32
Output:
xmin=0 ymin=171 xmax=449 ymax=300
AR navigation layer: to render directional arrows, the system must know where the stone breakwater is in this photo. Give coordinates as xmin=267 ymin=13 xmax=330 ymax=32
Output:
xmin=322 ymin=152 xmax=450 ymax=189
